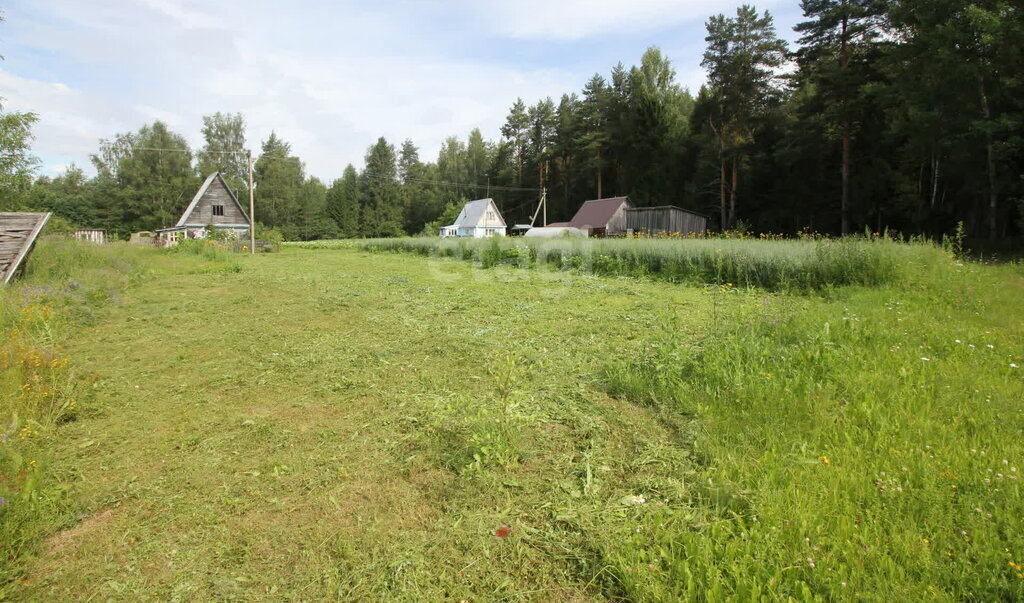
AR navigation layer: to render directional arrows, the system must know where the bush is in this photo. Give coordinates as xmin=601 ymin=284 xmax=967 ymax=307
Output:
xmin=255 ymin=224 xmax=284 ymax=252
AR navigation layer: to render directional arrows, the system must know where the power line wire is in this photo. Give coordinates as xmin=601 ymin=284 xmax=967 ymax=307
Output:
xmin=101 ymin=145 xmax=545 ymax=193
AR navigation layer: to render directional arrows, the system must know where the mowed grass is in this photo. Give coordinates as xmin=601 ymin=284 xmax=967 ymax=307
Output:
xmin=0 ymin=238 xmax=244 ymax=582
xmin=11 ymin=245 xmax=728 ymax=600
xmin=3 ymin=240 xmax=1022 ymax=600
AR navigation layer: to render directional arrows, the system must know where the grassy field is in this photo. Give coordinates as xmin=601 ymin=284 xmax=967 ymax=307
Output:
xmin=2 ymin=238 xmax=1023 ymax=600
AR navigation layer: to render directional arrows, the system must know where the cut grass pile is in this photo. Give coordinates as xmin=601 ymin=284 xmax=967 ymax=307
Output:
xmin=1 ymin=239 xmax=1021 ymax=600
xmin=291 ymin=235 xmax=954 ymax=292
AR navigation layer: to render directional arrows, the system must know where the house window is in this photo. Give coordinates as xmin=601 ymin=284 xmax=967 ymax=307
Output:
xmin=212 ymin=205 xmax=225 ymax=216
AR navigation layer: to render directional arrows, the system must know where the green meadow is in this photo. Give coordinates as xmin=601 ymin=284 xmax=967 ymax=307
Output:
xmin=1 ymin=237 xmax=1022 ymax=600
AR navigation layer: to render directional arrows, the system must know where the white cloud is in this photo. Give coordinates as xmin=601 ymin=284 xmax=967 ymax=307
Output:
xmin=463 ymin=0 xmax=793 ymax=40
xmin=4 ymin=0 xmax=574 ymax=180
xmin=136 ymin=0 xmax=217 ymax=30
xmin=0 ymin=69 xmax=121 ymax=157
xmin=3 ymin=0 xmax=801 ymax=181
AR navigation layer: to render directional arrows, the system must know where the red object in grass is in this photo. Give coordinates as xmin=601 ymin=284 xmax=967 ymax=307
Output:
xmin=495 ymin=525 xmax=512 ymax=539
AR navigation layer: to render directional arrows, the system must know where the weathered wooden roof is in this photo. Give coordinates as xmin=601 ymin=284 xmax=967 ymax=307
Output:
xmin=0 ymin=212 xmax=51 ymax=284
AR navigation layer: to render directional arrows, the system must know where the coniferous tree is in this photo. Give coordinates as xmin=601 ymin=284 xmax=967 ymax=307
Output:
xmin=796 ymin=0 xmax=887 ymax=233
xmin=361 ymin=137 xmax=402 ymax=237
xmin=297 ymin=176 xmax=336 ymax=240
xmin=398 ymin=139 xmax=442 ymax=233
xmin=254 ymin=132 xmax=304 ymax=230
xmin=579 ymin=75 xmax=611 ymax=199
xmin=501 ymin=99 xmax=530 ymax=184
xmin=551 ymin=94 xmax=582 ymax=217
xmin=327 ymin=164 xmax=361 ymax=237
xmin=465 ymin=128 xmax=490 ymax=188
xmin=887 ymin=0 xmax=1022 ymax=238
xmin=702 ymin=5 xmax=788 ymax=228
xmin=623 ymin=47 xmax=693 ymax=206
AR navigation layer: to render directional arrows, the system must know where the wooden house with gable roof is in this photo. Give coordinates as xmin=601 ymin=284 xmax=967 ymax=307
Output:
xmin=156 ymin=173 xmax=250 ymax=245
xmin=439 ymin=198 xmax=506 ymax=238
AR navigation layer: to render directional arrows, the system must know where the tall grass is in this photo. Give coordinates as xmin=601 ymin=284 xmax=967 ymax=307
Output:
xmin=347 ymin=236 xmax=952 ymax=291
xmin=601 ymin=265 xmax=1024 ymax=599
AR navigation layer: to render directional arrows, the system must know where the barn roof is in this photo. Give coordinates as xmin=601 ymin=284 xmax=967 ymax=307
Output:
xmin=176 ymin=173 xmax=250 ymax=227
xmin=567 ymin=197 xmax=630 ymax=228
xmin=451 ymin=198 xmax=506 ymax=228
xmin=1 ymin=212 xmax=51 ymax=284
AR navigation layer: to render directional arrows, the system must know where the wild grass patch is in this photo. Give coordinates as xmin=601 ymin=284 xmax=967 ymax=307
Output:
xmin=353 ymin=235 xmax=952 ymax=292
xmin=602 ymin=265 xmax=1024 ymax=599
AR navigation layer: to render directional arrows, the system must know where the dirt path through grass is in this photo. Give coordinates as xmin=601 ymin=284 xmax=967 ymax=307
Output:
xmin=23 ymin=248 xmax=722 ymax=600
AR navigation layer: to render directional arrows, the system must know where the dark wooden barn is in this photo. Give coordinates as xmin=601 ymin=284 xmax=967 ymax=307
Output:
xmin=625 ymin=206 xmax=708 ymax=236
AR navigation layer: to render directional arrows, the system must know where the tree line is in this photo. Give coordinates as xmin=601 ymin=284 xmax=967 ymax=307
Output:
xmin=1 ymin=0 xmax=1021 ymax=240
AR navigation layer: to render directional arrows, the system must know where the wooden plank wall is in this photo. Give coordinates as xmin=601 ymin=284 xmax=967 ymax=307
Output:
xmin=626 ymin=207 xmax=707 ymax=235
xmin=183 ymin=179 xmax=249 ymax=225
xmin=606 ymin=204 xmax=630 ymax=234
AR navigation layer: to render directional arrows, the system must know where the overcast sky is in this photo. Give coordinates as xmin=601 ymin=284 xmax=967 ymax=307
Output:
xmin=1 ymin=0 xmax=804 ymax=182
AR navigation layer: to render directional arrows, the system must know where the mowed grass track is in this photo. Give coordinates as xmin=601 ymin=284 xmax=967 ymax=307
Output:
xmin=22 ymin=248 xmax=730 ymax=600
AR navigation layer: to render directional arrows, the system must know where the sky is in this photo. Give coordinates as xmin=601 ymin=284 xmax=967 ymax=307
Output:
xmin=0 ymin=0 xmax=805 ymax=182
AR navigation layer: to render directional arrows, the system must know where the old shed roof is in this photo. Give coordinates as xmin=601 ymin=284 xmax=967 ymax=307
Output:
xmin=0 ymin=212 xmax=51 ymax=284
xmin=567 ymin=197 xmax=630 ymax=228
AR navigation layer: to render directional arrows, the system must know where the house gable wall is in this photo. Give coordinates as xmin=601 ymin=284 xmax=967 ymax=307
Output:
xmin=477 ymin=200 xmax=505 ymax=227
xmin=182 ymin=178 xmax=249 ymax=226
xmin=606 ymin=202 xmax=629 ymax=233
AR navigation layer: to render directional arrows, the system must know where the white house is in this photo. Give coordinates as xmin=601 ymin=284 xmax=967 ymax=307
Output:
xmin=439 ymin=198 xmax=506 ymax=238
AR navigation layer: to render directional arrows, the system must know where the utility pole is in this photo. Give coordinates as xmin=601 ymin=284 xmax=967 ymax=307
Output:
xmin=542 ymin=187 xmax=547 ymax=227
xmin=528 ymin=187 xmax=548 ymax=227
xmin=247 ymin=149 xmax=255 ymax=255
